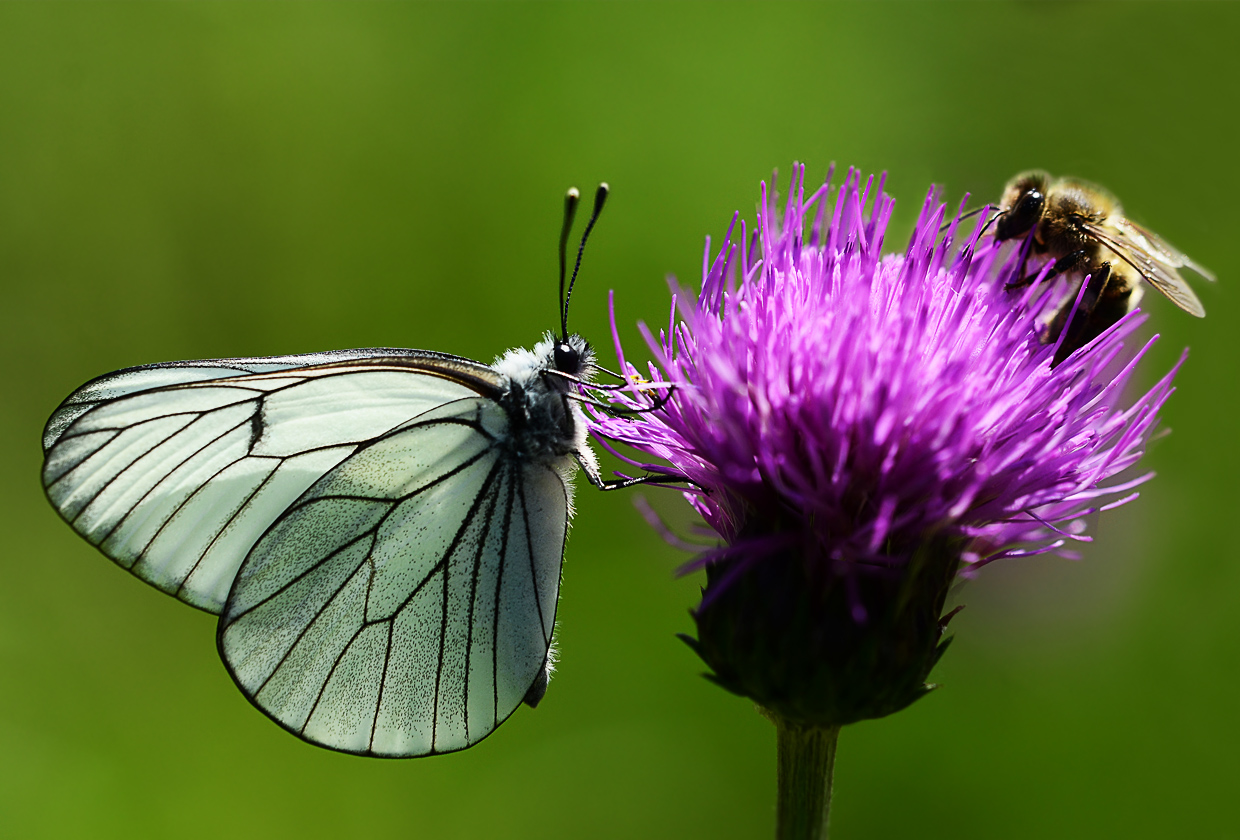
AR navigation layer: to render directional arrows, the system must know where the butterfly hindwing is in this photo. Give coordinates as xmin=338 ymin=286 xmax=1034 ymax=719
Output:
xmin=41 ymin=350 xmax=503 ymax=613
xmin=217 ymin=399 xmax=570 ymax=756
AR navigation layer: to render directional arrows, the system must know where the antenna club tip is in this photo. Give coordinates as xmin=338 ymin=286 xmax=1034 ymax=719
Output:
xmin=566 ymin=187 xmax=580 ymax=199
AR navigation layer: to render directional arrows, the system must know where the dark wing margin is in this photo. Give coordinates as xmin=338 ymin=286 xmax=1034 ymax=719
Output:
xmin=216 ymin=400 xmax=571 ymax=757
xmin=41 ymin=349 xmax=505 ymax=614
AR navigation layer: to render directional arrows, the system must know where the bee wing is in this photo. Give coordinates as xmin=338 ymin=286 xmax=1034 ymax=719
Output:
xmin=1114 ymin=217 xmax=1216 ymax=282
xmin=1083 ymin=221 xmax=1207 ymax=317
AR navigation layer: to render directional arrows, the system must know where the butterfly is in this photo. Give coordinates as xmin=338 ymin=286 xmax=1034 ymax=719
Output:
xmin=41 ymin=184 xmax=666 ymax=757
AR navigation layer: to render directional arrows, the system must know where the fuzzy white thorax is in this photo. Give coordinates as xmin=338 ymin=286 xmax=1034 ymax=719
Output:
xmin=491 ymin=335 xmax=554 ymax=385
xmin=490 ymin=331 xmax=599 ymax=517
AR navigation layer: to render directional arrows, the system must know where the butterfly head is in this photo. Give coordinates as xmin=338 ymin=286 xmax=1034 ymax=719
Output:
xmin=493 ymin=332 xmax=594 ymax=392
xmin=553 ymin=333 xmax=594 ymax=380
xmin=547 ymin=333 xmax=596 ymax=394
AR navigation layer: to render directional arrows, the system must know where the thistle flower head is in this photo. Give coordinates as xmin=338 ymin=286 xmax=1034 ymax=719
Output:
xmin=590 ymin=165 xmax=1183 ymax=726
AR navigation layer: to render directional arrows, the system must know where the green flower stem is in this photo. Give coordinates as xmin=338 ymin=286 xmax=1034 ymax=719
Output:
xmin=771 ymin=713 xmax=840 ymax=840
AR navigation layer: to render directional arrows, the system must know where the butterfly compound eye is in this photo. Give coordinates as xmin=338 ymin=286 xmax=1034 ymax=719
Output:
xmin=553 ymin=341 xmax=580 ymax=374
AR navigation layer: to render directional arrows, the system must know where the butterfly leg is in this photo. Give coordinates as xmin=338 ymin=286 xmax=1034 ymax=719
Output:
xmin=574 ymin=451 xmax=695 ymax=492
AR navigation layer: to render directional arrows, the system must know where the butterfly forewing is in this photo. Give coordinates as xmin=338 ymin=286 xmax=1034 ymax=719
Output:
xmin=218 ymin=398 xmax=569 ymax=756
xmin=41 ymin=350 xmax=504 ymax=613
xmin=42 ymin=350 xmax=465 ymax=451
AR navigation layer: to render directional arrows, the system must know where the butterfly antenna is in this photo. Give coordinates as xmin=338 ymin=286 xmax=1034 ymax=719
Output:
xmin=558 ymin=187 xmax=581 ymax=342
xmin=562 ymin=183 xmax=609 ymax=339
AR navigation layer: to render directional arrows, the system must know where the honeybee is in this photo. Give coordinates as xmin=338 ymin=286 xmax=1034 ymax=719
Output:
xmin=992 ymin=170 xmax=1215 ymax=366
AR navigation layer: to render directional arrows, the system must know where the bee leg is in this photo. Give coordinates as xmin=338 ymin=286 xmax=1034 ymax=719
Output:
xmin=1008 ymin=237 xmax=1038 ymax=289
xmin=1065 ymin=267 xmax=1135 ymax=360
xmin=1050 ymin=262 xmax=1114 ymax=367
xmin=1005 ymin=248 xmax=1090 ymax=291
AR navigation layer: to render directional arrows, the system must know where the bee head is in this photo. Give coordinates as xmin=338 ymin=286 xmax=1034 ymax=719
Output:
xmin=996 ymin=170 xmax=1049 ymax=241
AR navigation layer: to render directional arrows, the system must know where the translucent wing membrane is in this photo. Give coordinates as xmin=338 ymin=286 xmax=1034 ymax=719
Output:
xmin=42 ymin=350 xmax=505 ymax=613
xmin=1085 ymin=220 xmax=1209 ymax=317
xmin=1113 ymin=218 xmax=1217 ymax=283
xmin=218 ymin=398 xmax=568 ymax=756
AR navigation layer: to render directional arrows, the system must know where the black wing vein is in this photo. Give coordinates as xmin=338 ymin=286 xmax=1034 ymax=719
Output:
xmin=94 ymin=414 xmax=253 ymax=543
xmin=430 ymin=457 xmax=504 ymax=752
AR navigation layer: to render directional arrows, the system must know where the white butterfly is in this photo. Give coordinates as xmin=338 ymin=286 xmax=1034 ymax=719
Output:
xmin=41 ymin=185 xmax=652 ymax=757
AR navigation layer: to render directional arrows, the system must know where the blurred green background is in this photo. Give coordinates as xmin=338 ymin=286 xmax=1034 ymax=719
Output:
xmin=2 ymin=2 xmax=1237 ymax=838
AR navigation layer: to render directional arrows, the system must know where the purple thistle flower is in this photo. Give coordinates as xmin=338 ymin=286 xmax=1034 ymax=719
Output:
xmin=590 ymin=165 xmax=1184 ymax=726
